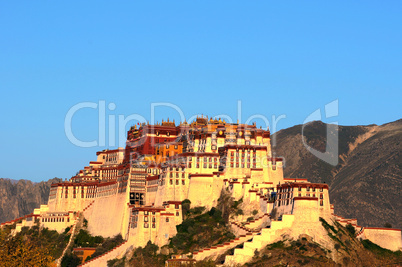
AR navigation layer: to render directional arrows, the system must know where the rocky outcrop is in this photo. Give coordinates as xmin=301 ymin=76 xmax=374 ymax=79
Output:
xmin=0 ymin=177 xmax=62 ymax=223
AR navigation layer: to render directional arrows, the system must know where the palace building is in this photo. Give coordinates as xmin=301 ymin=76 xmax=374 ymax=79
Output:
xmin=2 ymin=116 xmax=401 ymax=266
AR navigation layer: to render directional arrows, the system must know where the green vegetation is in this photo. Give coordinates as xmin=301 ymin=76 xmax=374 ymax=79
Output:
xmin=0 ymin=226 xmax=56 ymax=267
xmin=319 ymin=217 xmax=337 ymax=234
xmin=61 ymin=252 xmax=81 ymax=267
xmin=107 ymin=241 xmax=216 ymax=267
xmin=345 ymin=224 xmax=356 ymax=236
xmin=182 ymin=199 xmax=192 ymax=219
xmin=16 ymin=224 xmax=70 ymax=259
xmin=87 ymin=234 xmax=124 ymax=260
xmin=74 ymin=229 xmax=104 ymax=247
xmin=361 ymin=239 xmax=402 ymax=258
xmin=266 ymin=241 xmax=285 ymax=250
xmin=248 ymin=238 xmax=333 ymax=266
xmin=216 ymin=190 xmax=244 ymax=222
xmin=169 ymin=206 xmax=235 ymax=253
xmin=127 ymin=241 xmax=166 ymax=266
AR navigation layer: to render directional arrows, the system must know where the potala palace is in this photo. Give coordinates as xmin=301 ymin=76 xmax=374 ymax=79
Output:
xmin=2 ymin=117 xmax=401 ymax=266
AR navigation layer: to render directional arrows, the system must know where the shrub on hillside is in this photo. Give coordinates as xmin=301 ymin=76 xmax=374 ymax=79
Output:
xmin=74 ymin=229 xmax=104 ymax=247
xmin=170 ymin=204 xmax=235 ymax=253
xmin=345 ymin=224 xmax=356 ymax=236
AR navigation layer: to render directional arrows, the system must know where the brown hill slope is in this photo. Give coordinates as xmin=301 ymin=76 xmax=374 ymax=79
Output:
xmin=272 ymin=119 xmax=402 ymax=228
xmin=0 ymin=178 xmax=62 ymax=223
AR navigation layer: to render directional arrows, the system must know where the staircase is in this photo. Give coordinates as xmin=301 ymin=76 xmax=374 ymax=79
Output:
xmin=233 ymin=213 xmax=270 ymax=232
xmin=56 ymin=212 xmax=82 ymax=267
xmin=192 ymin=233 xmax=254 ymax=261
xmin=79 ymin=240 xmax=130 ymax=267
xmin=223 ymin=215 xmax=295 ymax=266
xmin=192 ymin=214 xmax=270 ymax=262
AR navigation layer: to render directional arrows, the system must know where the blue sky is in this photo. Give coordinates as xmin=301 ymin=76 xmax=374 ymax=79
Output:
xmin=1 ymin=1 xmax=401 ymax=182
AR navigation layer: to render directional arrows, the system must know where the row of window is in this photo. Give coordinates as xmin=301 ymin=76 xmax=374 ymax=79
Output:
xmin=42 ymin=217 xmax=70 ymax=223
xmin=230 ymin=163 xmax=256 ymax=168
xmin=278 ymin=187 xmax=324 ymax=193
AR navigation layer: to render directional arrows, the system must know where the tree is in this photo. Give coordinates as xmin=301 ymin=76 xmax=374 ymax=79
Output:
xmin=182 ymin=199 xmax=191 ymax=219
xmin=0 ymin=231 xmax=54 ymax=267
xmin=61 ymin=252 xmax=81 ymax=267
xmin=345 ymin=224 xmax=356 ymax=235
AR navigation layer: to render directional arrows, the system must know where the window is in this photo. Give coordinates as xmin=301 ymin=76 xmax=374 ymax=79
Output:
xmin=175 ymin=204 xmax=179 ymax=209
xmin=152 ymin=223 xmax=156 ymax=228
xmin=144 ymin=216 xmax=148 ymax=222
xmin=320 ymin=200 xmax=324 ymax=206
xmin=170 ymin=180 xmax=173 ymax=185
xmin=182 ymin=180 xmax=185 ymax=185
xmin=144 ymin=223 xmax=149 ymax=228
xmin=306 ymin=187 xmax=310 ymax=191
xmin=176 ymin=211 xmax=179 ymax=216
xmin=320 ymin=188 xmax=323 ymax=192
xmin=166 ymin=218 xmax=169 ymax=222
xmin=298 ymin=187 xmax=301 ymax=191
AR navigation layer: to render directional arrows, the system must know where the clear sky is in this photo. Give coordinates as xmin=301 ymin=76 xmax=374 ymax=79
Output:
xmin=1 ymin=1 xmax=401 ymax=182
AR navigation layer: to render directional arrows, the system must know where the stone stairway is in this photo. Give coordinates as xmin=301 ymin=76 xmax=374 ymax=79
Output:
xmin=222 ymin=215 xmax=295 ymax=266
xmin=56 ymin=212 xmax=82 ymax=267
xmin=192 ymin=233 xmax=254 ymax=261
xmin=79 ymin=240 xmax=130 ymax=267
xmin=83 ymin=201 xmax=95 ymax=212
xmin=230 ymin=213 xmax=270 ymax=235
xmin=193 ymin=214 xmax=270 ymax=262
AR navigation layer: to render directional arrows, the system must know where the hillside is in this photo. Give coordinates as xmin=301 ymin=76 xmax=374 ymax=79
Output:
xmin=272 ymin=119 xmax=402 ymax=228
xmin=0 ymin=178 xmax=62 ymax=223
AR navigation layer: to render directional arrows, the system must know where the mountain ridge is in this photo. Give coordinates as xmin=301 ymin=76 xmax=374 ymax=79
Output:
xmin=0 ymin=177 xmax=62 ymax=223
xmin=272 ymin=118 xmax=402 ymax=228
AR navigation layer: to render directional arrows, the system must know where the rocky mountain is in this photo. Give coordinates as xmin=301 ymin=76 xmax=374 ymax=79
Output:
xmin=0 ymin=178 xmax=62 ymax=223
xmin=272 ymin=119 xmax=402 ymax=228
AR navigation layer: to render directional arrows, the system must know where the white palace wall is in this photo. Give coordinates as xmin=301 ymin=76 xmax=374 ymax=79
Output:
xmin=84 ymin=192 xmax=129 ymax=238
